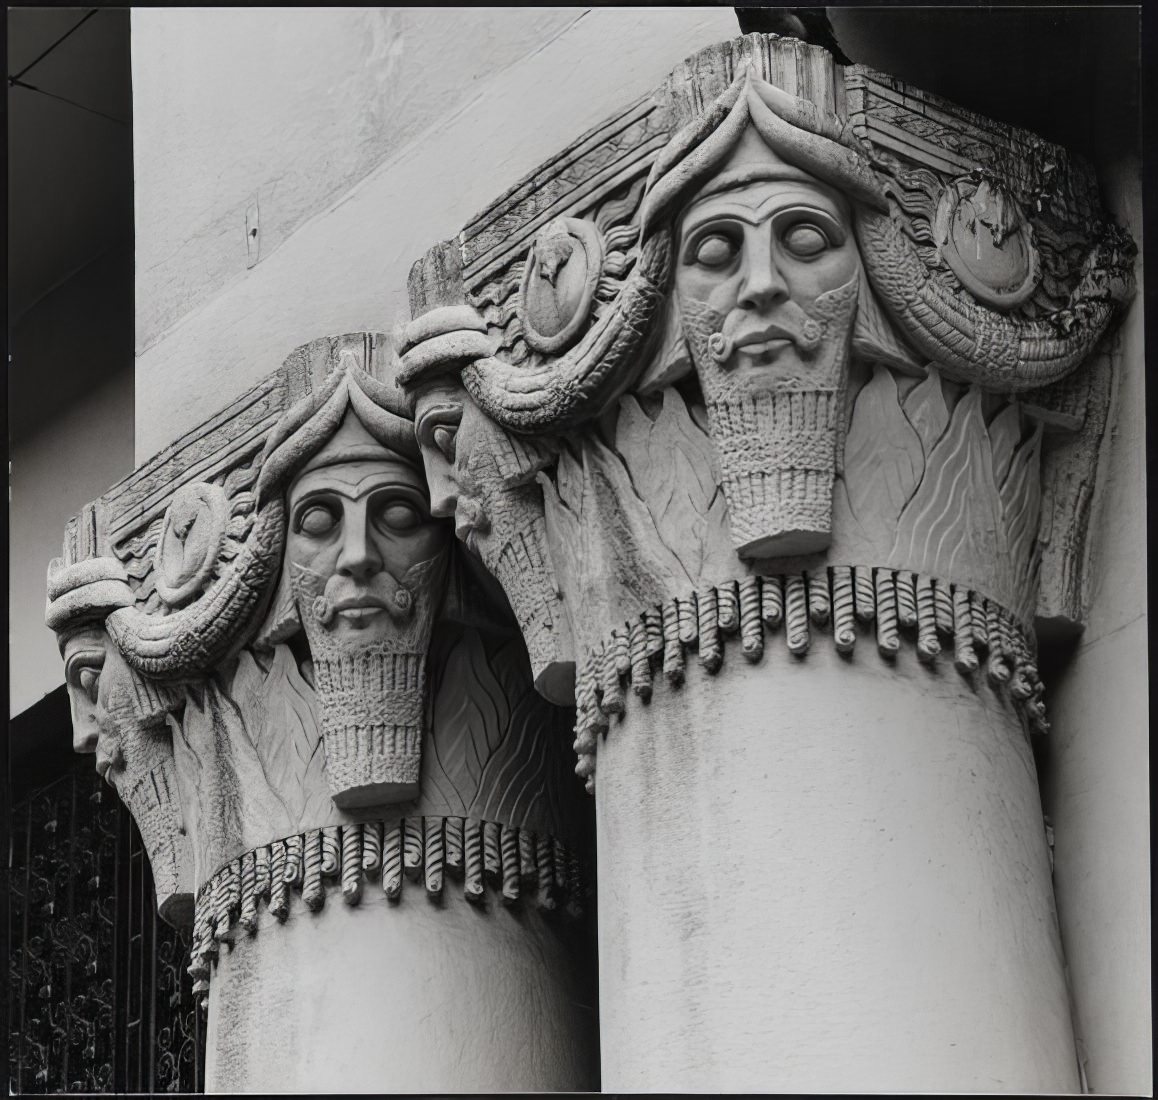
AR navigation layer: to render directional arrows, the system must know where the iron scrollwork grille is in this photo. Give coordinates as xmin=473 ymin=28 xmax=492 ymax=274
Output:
xmin=7 ymin=761 xmax=205 ymax=1093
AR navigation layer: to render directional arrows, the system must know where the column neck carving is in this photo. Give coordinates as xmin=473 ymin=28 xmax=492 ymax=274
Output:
xmin=47 ymin=333 xmax=591 ymax=961
xmin=572 ymin=567 xmax=1045 ymax=790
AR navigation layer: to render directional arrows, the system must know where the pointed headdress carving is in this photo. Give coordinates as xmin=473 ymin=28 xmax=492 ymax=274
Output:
xmin=407 ymin=32 xmax=1135 ymax=432
xmin=106 ymin=351 xmax=420 ymax=680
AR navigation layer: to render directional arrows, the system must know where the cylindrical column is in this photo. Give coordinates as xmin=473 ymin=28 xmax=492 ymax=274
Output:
xmin=205 ymin=886 xmax=597 ymax=1093
xmin=596 ymin=633 xmax=1077 ymax=1093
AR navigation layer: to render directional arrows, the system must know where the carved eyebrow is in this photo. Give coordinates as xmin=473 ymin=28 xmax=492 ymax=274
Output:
xmin=291 ymin=480 xmax=428 ymax=508
xmin=682 ymin=198 xmax=846 ymax=235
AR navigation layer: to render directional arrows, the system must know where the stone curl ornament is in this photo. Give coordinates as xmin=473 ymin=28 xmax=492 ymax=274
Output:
xmin=153 ymin=481 xmax=230 ymax=607
xmin=518 ymin=216 xmax=606 ymax=355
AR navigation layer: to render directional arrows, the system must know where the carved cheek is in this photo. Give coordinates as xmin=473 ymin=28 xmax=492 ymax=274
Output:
xmin=674 ymin=254 xmax=740 ymax=317
xmin=784 ymin=242 xmax=860 ymax=310
xmin=370 ymin=521 xmax=444 ymax=577
xmin=67 ymin=681 xmax=101 ymax=753
xmin=285 ymin=529 xmax=341 ymax=582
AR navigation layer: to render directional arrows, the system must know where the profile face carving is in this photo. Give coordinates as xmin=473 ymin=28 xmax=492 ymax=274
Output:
xmin=412 ymin=380 xmax=573 ymax=700
xmin=62 ymin=626 xmax=107 ymax=755
xmin=413 ymin=381 xmax=480 ymax=546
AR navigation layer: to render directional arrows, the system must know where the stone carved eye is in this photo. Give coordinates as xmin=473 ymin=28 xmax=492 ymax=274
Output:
xmin=781 ymin=222 xmax=831 ymax=259
xmin=65 ymin=648 xmax=104 ymax=705
xmin=432 ymin=424 xmax=458 ymax=464
xmin=78 ymin=666 xmax=101 ymax=704
xmin=296 ymin=503 xmax=339 ymax=537
xmin=691 ymin=232 xmax=739 ymax=268
xmin=374 ymin=499 xmax=423 ymax=534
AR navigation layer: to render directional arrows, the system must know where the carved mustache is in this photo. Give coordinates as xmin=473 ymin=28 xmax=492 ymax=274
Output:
xmin=291 ymin=562 xmax=420 ymax=628
xmin=311 ymin=583 xmax=415 ymax=627
xmin=707 ymin=304 xmax=824 ymax=365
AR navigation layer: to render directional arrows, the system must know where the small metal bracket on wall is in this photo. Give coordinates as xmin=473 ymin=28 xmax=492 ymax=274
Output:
xmin=245 ymin=196 xmax=260 ymax=268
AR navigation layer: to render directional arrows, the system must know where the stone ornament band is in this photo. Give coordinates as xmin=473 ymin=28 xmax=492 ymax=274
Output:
xmin=572 ymin=567 xmax=1046 ymax=791
xmin=189 ymin=817 xmax=588 ymax=999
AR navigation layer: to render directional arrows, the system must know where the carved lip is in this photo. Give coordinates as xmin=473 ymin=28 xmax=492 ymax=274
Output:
xmin=735 ymin=336 xmax=792 ymax=358
xmin=330 ymin=596 xmax=390 ymax=616
xmin=732 ymin=323 xmax=797 ymax=352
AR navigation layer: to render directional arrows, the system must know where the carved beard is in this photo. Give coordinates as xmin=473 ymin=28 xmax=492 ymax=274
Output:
xmin=460 ymin=455 xmax=567 ymax=683
xmin=289 ymin=551 xmax=447 ymax=808
xmin=681 ymin=276 xmax=859 ymax=558
xmin=95 ymin=703 xmax=189 ymax=922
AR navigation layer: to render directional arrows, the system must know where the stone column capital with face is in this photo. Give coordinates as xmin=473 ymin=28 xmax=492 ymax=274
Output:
xmin=254 ymin=358 xmax=450 ymax=808
xmin=398 ymin=32 xmax=1136 ymax=1092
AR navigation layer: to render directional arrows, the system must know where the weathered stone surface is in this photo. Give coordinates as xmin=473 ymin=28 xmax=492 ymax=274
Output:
xmin=397 ymin=30 xmax=1135 ymax=1091
xmin=49 ymin=24 xmax=1138 ymax=1096
xmin=48 ymin=331 xmax=594 ymax=1091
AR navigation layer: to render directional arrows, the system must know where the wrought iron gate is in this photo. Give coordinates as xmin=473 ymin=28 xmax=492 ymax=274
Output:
xmin=7 ymin=760 xmax=206 ymax=1093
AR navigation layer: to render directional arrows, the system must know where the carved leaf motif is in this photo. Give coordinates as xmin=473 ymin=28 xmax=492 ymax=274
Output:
xmin=1001 ymin=422 xmax=1044 ymax=609
xmin=425 ymin=627 xmax=512 ymax=814
xmin=232 ymin=647 xmax=331 ymax=830
xmin=613 ymin=389 xmax=736 ymax=587
xmin=542 ymin=437 xmax=690 ymax=651
xmin=469 ymin=633 xmax=580 ymax=838
xmin=842 ymin=365 xmax=925 ymax=549
xmin=988 ymin=403 xmax=1022 ymax=490
xmin=903 ymin=367 xmax=951 ymax=455
xmin=170 ymin=677 xmax=297 ymax=885
xmin=891 ymin=387 xmax=1010 ymax=602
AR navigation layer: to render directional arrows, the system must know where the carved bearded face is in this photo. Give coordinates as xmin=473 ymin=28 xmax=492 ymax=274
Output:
xmin=675 ymin=177 xmax=859 ymax=390
xmin=671 ymin=134 xmax=863 ymax=558
xmin=281 ymin=410 xmax=449 ymax=808
xmin=285 ymin=421 xmax=445 ymax=651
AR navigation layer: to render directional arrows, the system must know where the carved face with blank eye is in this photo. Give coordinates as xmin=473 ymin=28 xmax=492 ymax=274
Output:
xmin=413 ymin=387 xmax=491 ymax=553
xmin=414 ymin=398 xmax=463 ymax=526
xmin=62 ymin=626 xmax=107 ymax=755
xmin=675 ymin=179 xmax=860 ymax=386
xmin=285 ymin=459 xmax=446 ymax=644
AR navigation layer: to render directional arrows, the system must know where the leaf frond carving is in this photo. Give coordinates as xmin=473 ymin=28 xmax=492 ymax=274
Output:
xmin=842 ymin=365 xmax=924 ymax=548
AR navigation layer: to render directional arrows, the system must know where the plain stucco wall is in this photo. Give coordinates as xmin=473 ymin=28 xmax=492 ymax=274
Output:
xmin=130 ymin=6 xmax=741 ymax=461
xmin=10 ymin=248 xmax=135 ymax=717
xmin=1039 ymin=155 xmax=1150 ymax=1096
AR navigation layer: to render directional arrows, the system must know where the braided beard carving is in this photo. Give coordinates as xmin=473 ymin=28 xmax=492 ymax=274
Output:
xmin=680 ymin=275 xmax=859 ymax=558
xmin=290 ymin=551 xmax=448 ymax=808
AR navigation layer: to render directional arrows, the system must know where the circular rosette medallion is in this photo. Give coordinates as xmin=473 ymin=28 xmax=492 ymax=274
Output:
xmin=153 ymin=482 xmax=229 ymax=607
xmin=518 ymin=216 xmax=606 ymax=354
xmin=934 ymin=175 xmax=1041 ymax=311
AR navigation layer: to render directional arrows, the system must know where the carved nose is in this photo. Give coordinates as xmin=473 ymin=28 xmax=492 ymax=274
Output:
xmin=336 ymin=519 xmax=383 ymax=580
xmin=736 ymin=250 xmax=789 ymax=312
xmin=427 ymin=472 xmax=458 ymax=521
xmin=74 ymin=725 xmax=99 ymax=755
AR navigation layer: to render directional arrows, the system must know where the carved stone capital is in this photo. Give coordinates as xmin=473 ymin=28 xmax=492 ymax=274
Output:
xmin=398 ymin=31 xmax=1134 ymax=742
xmin=396 ymin=35 xmax=1135 ymax=1090
xmin=49 ymin=332 xmax=592 ymax=1004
